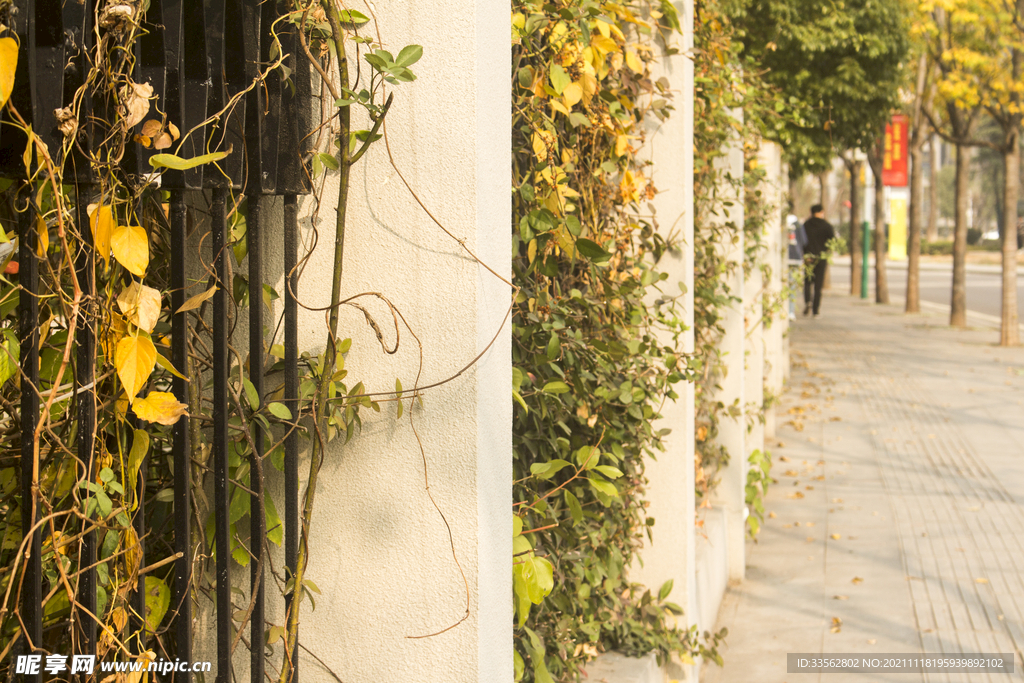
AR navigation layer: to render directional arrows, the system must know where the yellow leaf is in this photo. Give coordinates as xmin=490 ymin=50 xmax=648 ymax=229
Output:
xmin=22 ymin=129 xmax=32 ymax=175
xmin=562 ymin=82 xmax=583 ymax=108
xmin=625 ymin=50 xmax=643 ymax=73
xmin=550 ymin=99 xmax=570 ymax=116
xmin=132 ymin=391 xmax=189 ymax=426
xmin=117 ymin=281 xmax=162 ymax=333
xmin=111 ymin=224 xmax=149 ymax=276
xmin=35 ymin=215 xmax=47 ymax=257
xmin=581 ymin=73 xmax=598 ymax=105
xmin=527 ymin=238 xmax=538 ymax=264
xmin=615 ymin=135 xmax=629 ymax=157
xmin=88 ymin=204 xmax=114 ymax=270
xmin=0 ymin=37 xmax=18 ymax=110
xmin=175 ymin=284 xmax=217 ymax=313
xmin=115 ymin=333 xmax=157 ymax=403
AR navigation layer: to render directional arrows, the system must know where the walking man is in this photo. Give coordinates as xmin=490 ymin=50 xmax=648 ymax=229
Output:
xmin=803 ymin=204 xmax=835 ymax=317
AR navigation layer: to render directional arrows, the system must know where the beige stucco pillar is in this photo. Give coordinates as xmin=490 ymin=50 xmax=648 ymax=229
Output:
xmin=629 ymin=0 xmax=696 ymax=653
xmin=233 ymin=1 xmax=513 ymax=680
xmin=710 ymin=110 xmax=746 ymax=583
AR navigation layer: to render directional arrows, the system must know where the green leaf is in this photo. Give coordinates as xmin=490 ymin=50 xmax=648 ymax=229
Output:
xmin=394 ymin=45 xmax=423 ymax=67
xmin=594 ymin=465 xmax=623 ymax=479
xmin=127 ymin=429 xmax=150 ymax=505
xmin=243 ymin=377 xmax=260 ymax=410
xmin=0 ymin=329 xmax=19 ymax=386
xmin=268 ymin=402 xmax=292 ymax=420
xmin=587 ymin=477 xmax=619 ymax=498
xmin=337 ymin=9 xmax=369 ymax=24
xmin=530 ymin=459 xmax=572 ymax=480
xmin=575 ymin=238 xmax=612 ymax=263
xmin=513 ymin=515 xmax=523 ymax=537
xmin=318 ymin=152 xmax=339 ymax=171
xmin=514 ymin=651 xmax=525 ymax=682
xmin=541 ymin=380 xmax=570 ymax=394
xmin=144 ymin=576 xmax=171 ymax=631
xmin=658 ymin=579 xmax=674 ymax=601
xmin=95 ymin=491 xmax=112 ymax=518
xmin=265 ymin=494 xmax=283 ymax=546
xmin=149 ymin=150 xmax=231 ymax=170
xmin=513 ymin=390 xmax=528 ymax=413
xmin=564 ymin=489 xmax=583 ymax=525
xmin=549 ymin=64 xmax=571 ymax=95
xmin=512 ymin=367 xmax=524 ymax=391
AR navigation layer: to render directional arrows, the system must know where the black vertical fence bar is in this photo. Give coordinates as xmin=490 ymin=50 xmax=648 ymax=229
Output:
xmin=211 ymin=187 xmax=231 ymax=683
xmin=247 ymin=195 xmax=265 ymax=683
xmin=18 ymin=190 xmax=41 ymax=683
xmin=129 ymin=417 xmax=145 ymax=650
xmin=169 ymin=190 xmax=192 ymax=681
xmin=74 ymin=189 xmax=97 ymax=655
xmin=283 ymin=195 xmax=299 ymax=683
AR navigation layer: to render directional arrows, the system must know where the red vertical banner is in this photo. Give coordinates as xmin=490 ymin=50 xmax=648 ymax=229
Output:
xmin=882 ymin=114 xmax=909 ymax=186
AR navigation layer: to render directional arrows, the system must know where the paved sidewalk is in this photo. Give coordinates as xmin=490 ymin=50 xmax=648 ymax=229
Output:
xmin=701 ymin=292 xmax=1024 ymax=683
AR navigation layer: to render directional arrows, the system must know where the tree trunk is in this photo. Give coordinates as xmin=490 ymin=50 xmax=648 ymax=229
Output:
xmin=951 ymin=144 xmax=969 ymax=327
xmin=819 ymin=170 xmax=828 ymax=208
xmin=1001 ymin=134 xmax=1020 ymax=345
xmin=907 ymin=138 xmax=923 ymax=313
xmin=874 ymin=164 xmax=889 ymax=304
xmin=928 ymin=136 xmax=939 ymax=242
xmin=850 ymin=159 xmax=862 ymax=296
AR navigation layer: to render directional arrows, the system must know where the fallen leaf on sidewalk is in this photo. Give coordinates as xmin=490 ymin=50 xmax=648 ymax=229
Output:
xmin=867 ymin=639 xmax=877 ymax=645
xmin=817 ymin=459 xmax=826 ymax=465
xmin=779 ymin=455 xmax=790 ymax=462
xmin=806 ymin=522 xmax=815 ymax=526
xmin=784 ymin=470 xmax=800 ymax=477
xmin=815 ymin=475 xmax=825 ymax=481
xmin=831 ymin=533 xmax=841 ymax=540
xmin=829 ymin=416 xmax=842 ymax=422
xmin=852 ymin=577 xmax=863 ymax=584
xmin=831 ymin=498 xmax=843 ymax=503
xmin=768 ymin=511 xmax=777 ymax=518
xmin=975 ymin=578 xmax=989 ymax=584
xmin=833 ymin=595 xmax=848 ymax=600
xmin=787 ymin=491 xmax=805 ymax=499
xmin=806 ymin=536 xmax=815 ymax=543
xmin=805 ymin=485 xmax=815 ymax=490
xmin=830 ymin=617 xmax=842 ymax=633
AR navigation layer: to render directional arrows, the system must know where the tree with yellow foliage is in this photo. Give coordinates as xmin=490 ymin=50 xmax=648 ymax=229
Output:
xmin=922 ymin=0 xmax=1024 ymax=341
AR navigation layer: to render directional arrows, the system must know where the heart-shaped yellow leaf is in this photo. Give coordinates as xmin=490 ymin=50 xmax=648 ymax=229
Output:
xmin=0 ymin=37 xmax=18 ymax=111
xmin=111 ymin=224 xmax=149 ymax=276
xmin=117 ymin=281 xmax=162 ymax=333
xmin=88 ymin=204 xmax=114 ymax=270
xmin=115 ymin=333 xmax=157 ymax=402
xmin=132 ymin=391 xmax=188 ymax=425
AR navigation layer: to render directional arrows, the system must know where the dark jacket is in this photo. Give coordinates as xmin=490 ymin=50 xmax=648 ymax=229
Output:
xmin=788 ymin=221 xmax=807 ymax=261
xmin=803 ymin=216 xmax=835 ymax=257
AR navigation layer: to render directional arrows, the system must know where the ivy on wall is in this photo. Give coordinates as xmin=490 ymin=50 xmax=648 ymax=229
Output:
xmin=511 ymin=1 xmax=709 ymax=681
xmin=511 ymin=0 xmax=792 ymax=679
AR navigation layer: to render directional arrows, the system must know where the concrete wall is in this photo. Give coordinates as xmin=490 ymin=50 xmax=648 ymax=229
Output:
xmin=197 ymin=1 xmax=511 ymax=680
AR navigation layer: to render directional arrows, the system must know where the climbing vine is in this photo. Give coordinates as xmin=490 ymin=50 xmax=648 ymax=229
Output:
xmin=511 ymin=1 xmax=711 ymax=680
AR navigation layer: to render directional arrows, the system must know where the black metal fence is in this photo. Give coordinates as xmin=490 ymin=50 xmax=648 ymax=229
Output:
xmin=0 ymin=0 xmax=311 ymax=679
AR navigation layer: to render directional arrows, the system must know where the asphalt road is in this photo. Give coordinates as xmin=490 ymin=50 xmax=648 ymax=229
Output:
xmin=826 ymin=262 xmax=1024 ymax=319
